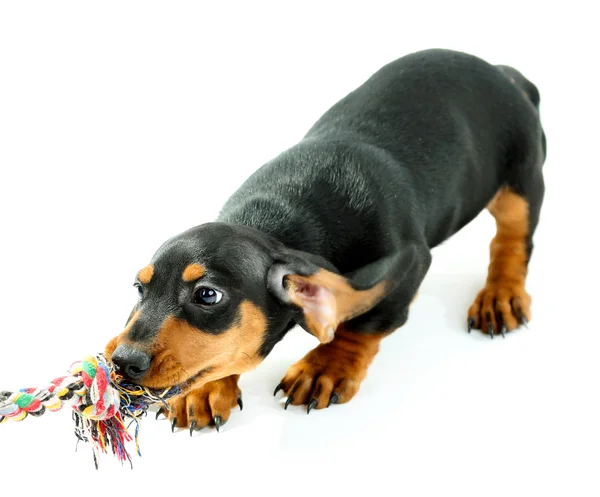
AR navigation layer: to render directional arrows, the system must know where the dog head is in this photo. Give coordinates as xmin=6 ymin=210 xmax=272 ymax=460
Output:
xmin=104 ymin=222 xmax=390 ymax=392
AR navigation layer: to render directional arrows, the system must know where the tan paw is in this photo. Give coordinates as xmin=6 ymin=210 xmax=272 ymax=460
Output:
xmin=274 ymin=329 xmax=383 ymax=413
xmin=467 ymin=282 xmax=531 ymax=338
xmin=157 ymin=375 xmax=242 ymax=434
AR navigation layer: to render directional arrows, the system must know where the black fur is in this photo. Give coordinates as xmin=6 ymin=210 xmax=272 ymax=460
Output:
xmin=220 ymin=48 xmax=545 ymax=337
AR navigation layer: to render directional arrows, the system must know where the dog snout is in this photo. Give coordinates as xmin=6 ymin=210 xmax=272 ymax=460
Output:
xmin=111 ymin=344 xmax=152 ymax=381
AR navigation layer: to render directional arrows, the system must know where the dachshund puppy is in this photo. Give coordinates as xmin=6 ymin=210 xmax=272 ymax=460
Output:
xmin=105 ymin=49 xmax=545 ymax=433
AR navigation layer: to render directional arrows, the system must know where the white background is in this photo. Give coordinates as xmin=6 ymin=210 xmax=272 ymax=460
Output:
xmin=0 ymin=2 xmax=598 ymax=495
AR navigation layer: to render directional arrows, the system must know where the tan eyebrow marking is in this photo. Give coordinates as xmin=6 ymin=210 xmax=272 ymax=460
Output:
xmin=182 ymin=263 xmax=206 ymax=282
xmin=137 ymin=265 xmax=154 ymax=284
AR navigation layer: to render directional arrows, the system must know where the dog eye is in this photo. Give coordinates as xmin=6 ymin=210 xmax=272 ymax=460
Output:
xmin=133 ymin=283 xmax=143 ymax=299
xmin=192 ymin=287 xmax=222 ymax=305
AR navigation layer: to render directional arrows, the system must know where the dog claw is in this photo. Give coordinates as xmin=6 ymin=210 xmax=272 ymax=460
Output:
xmin=237 ymin=396 xmax=243 ymax=411
xmin=155 ymin=407 xmax=166 ymax=420
xmin=189 ymin=421 xmax=197 ymax=437
xmin=467 ymin=317 xmax=475 ymax=333
xmin=171 ymin=418 xmax=177 ymax=433
xmin=520 ymin=316 xmax=529 ymax=328
xmin=500 ymin=325 xmax=507 ymax=338
xmin=274 ymin=382 xmax=284 ymax=396
xmin=307 ymin=399 xmax=318 ymax=414
xmin=488 ymin=323 xmax=494 ymax=339
xmin=284 ymin=395 xmax=294 ymax=410
xmin=214 ymin=415 xmax=222 ymax=432
xmin=328 ymin=393 xmax=339 ymax=407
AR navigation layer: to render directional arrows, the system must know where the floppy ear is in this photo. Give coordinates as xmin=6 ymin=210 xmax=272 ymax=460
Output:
xmin=267 ymin=244 xmax=429 ymax=343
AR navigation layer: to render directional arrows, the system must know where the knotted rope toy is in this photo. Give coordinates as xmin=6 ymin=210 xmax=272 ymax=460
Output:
xmin=0 ymin=354 xmax=179 ymax=468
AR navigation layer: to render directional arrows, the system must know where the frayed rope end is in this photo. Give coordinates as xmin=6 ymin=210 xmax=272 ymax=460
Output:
xmin=0 ymin=354 xmax=180 ymax=468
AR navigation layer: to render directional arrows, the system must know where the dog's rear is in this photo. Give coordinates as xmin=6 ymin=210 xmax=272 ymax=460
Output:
xmin=497 ymin=64 xmax=546 ymax=160
xmin=496 ymin=65 xmax=541 ymax=108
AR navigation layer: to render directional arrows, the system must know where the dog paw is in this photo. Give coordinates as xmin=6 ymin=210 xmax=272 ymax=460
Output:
xmin=467 ymin=282 xmax=531 ymax=338
xmin=157 ymin=375 xmax=242 ymax=434
xmin=274 ymin=331 xmax=380 ymax=413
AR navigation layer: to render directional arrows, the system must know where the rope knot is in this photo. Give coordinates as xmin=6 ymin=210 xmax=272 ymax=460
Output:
xmin=69 ymin=356 xmax=120 ymax=420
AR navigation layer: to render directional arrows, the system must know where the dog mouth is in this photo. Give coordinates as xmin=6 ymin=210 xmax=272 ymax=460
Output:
xmin=139 ymin=367 xmax=213 ymax=395
xmin=173 ymin=367 xmax=212 ymax=391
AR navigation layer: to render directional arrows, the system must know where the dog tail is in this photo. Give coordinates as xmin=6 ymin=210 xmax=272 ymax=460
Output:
xmin=496 ymin=65 xmax=541 ymax=109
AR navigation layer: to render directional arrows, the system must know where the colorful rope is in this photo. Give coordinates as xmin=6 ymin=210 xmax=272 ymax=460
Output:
xmin=0 ymin=354 xmax=179 ymax=468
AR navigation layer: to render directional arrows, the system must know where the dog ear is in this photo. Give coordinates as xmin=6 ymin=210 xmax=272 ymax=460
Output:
xmin=267 ymin=245 xmax=428 ymax=343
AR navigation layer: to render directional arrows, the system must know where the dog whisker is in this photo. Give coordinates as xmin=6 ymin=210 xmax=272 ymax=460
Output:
xmin=242 ymin=352 xmax=256 ymax=368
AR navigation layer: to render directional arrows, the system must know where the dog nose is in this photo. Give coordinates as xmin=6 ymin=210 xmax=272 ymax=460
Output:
xmin=111 ymin=345 xmax=151 ymax=380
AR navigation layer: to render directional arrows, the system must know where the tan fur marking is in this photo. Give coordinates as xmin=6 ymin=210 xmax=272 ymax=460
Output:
xmin=167 ymin=375 xmax=241 ymax=429
xmin=468 ymin=186 xmax=532 ymax=333
xmin=182 ymin=263 xmax=206 ymax=282
xmin=279 ymin=327 xmax=387 ymax=408
xmin=104 ymin=336 xmax=119 ymax=360
xmin=137 ymin=265 xmax=154 ymax=284
xmin=139 ymin=300 xmax=267 ymax=389
xmin=486 ymin=187 xmax=529 ymax=285
xmin=411 ymin=291 xmax=419 ymax=305
xmin=286 ymin=269 xmax=387 ymax=343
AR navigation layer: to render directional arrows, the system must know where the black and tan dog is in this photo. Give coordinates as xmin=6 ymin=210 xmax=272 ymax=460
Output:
xmin=105 ymin=49 xmax=545 ymax=433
